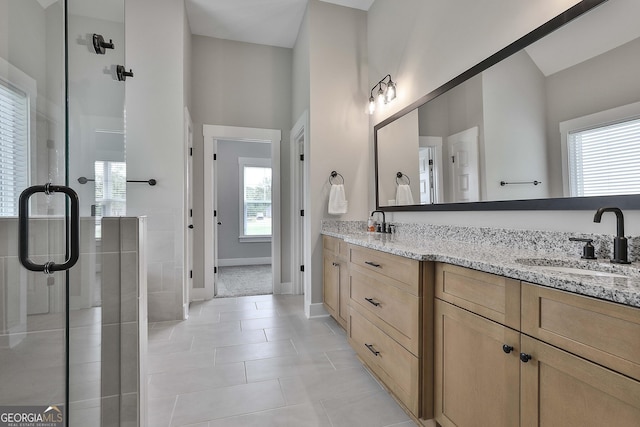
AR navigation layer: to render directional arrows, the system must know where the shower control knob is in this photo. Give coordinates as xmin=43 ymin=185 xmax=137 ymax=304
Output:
xmin=116 ymin=65 xmax=134 ymax=81
xmin=93 ymin=34 xmax=115 ymax=54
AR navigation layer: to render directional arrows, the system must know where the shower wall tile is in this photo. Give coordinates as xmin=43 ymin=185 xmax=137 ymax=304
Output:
xmin=101 ymin=252 xmax=122 ymax=326
xmin=121 ymin=251 xmax=139 ymax=323
xmin=148 ymin=291 xmax=178 ymax=322
xmin=147 ymin=230 xmax=175 ymax=263
xmin=121 ymin=321 xmax=140 ymax=394
xmin=147 ymin=261 xmax=163 ymax=293
xmin=101 ymin=395 xmax=120 ymax=427
xmin=101 ymin=218 xmax=121 ymax=253
xmin=101 ymin=323 xmax=121 ymax=398
xmin=120 ymin=392 xmax=139 ymax=427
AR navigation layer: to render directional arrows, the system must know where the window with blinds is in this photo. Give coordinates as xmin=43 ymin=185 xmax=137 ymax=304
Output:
xmin=0 ymin=80 xmax=29 ymax=216
xmin=567 ymin=117 xmax=640 ymax=197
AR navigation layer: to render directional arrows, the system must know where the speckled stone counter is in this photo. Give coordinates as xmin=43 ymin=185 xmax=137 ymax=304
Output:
xmin=321 ymin=220 xmax=640 ymax=309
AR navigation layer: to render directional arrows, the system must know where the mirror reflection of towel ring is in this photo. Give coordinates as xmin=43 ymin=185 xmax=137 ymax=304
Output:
xmin=396 ymin=172 xmax=410 ymax=185
xmin=329 ymin=171 xmax=345 ymax=185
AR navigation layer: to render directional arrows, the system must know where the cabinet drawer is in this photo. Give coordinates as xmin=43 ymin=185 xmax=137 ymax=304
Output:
xmin=350 ymin=265 xmax=420 ymax=355
xmin=350 ymin=245 xmax=420 ymax=294
xmin=323 ymin=235 xmax=348 ymax=259
xmin=435 ymin=263 xmax=520 ymax=329
xmin=348 ymin=307 xmax=420 ymax=416
xmin=522 ymin=283 xmax=640 ymax=381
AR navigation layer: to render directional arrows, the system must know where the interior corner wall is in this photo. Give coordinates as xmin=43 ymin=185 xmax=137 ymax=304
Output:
xmin=307 ymin=0 xmax=369 ymax=306
xmin=126 ymin=0 xmax=186 ymax=321
xmin=183 ymin=4 xmax=192 ymax=112
xmin=190 ymin=36 xmax=293 ymax=291
xmin=367 ymin=0 xmax=640 ymax=235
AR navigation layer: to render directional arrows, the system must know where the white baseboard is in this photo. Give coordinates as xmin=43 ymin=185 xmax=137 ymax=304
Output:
xmin=218 ymin=257 xmax=271 ymax=267
xmin=182 ymin=303 xmax=189 ymax=320
xmin=308 ymin=302 xmax=329 ymax=318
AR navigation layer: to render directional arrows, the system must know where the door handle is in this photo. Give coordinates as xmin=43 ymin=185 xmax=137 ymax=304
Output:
xmin=19 ymin=184 xmax=80 ymax=273
xmin=188 ymin=224 xmax=194 ymax=229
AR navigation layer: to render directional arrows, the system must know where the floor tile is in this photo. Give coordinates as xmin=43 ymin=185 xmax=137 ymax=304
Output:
xmin=207 ymin=402 xmax=332 ymax=427
xmin=147 ymin=295 xmax=415 ymax=427
xmin=279 ymin=366 xmax=382 ymax=406
xmin=149 ymin=362 xmax=246 ymax=398
xmin=321 ymin=390 xmax=413 ymax=427
xmin=170 ymin=380 xmax=285 ymax=426
xmin=245 ymin=353 xmax=335 ymax=383
xmin=214 ymin=340 xmax=297 ymax=364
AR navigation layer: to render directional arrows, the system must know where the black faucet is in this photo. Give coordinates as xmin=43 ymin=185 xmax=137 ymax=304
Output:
xmin=371 ymin=210 xmax=386 ymax=233
xmin=593 ymin=207 xmax=631 ymax=264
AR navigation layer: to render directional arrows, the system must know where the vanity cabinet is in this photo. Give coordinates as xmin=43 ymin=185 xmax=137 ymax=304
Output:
xmin=322 ymin=236 xmax=349 ymax=328
xmin=434 ymin=263 xmax=640 ymax=427
xmin=347 ymin=245 xmax=434 ymax=419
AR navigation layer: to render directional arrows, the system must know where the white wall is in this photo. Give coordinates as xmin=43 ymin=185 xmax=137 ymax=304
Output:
xmin=126 ymin=0 xmax=188 ymax=321
xmin=190 ymin=35 xmax=292 ymax=290
xmin=377 ymin=109 xmax=419 ymax=204
xmin=482 ymin=50 xmax=549 ymax=201
xmin=305 ymin=0 xmax=369 ymax=309
xmin=367 ymin=0 xmax=640 ymax=235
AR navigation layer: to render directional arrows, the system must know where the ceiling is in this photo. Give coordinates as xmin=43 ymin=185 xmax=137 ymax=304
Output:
xmin=185 ymin=0 xmax=375 ymax=48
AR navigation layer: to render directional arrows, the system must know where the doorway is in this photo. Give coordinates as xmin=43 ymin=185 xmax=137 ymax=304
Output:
xmin=200 ymin=125 xmax=282 ymax=300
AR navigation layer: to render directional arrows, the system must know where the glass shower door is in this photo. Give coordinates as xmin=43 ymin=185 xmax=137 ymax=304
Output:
xmin=0 ymin=0 xmax=69 ymax=424
xmin=0 ymin=0 xmax=127 ymax=426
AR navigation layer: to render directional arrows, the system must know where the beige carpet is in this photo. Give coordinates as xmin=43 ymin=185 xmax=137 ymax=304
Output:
xmin=216 ymin=264 xmax=273 ymax=297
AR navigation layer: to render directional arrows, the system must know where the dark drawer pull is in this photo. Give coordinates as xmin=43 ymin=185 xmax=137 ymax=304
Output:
xmin=365 ymin=261 xmax=381 ymax=268
xmin=365 ymin=343 xmax=380 ymax=356
xmin=365 ymin=297 xmax=381 ymax=307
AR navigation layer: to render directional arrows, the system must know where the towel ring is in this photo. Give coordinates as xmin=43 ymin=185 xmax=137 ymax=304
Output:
xmin=396 ymin=172 xmax=410 ymax=185
xmin=329 ymin=171 xmax=345 ymax=185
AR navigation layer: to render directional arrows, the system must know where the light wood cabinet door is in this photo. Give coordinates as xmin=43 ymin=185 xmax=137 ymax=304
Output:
xmin=435 ymin=299 xmax=520 ymax=427
xmin=323 ymin=252 xmax=339 ymax=319
xmin=337 ymin=256 xmax=349 ymax=326
xmin=520 ymin=335 xmax=640 ymax=427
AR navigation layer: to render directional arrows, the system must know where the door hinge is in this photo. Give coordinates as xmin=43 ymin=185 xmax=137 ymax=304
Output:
xmin=300 ymin=154 xmax=304 ymax=161
xmin=214 ymin=210 xmax=217 ymax=217
xmin=300 ymin=265 xmax=304 ymax=272
xmin=428 ymin=159 xmax=433 ymax=165
xmin=214 ymin=153 xmax=217 ymax=160
xmin=190 ymin=209 xmax=193 ymax=217
xmin=214 ymin=266 xmax=218 ymax=274
xmin=300 ymin=209 xmax=304 ymax=216
xmin=451 ymin=156 xmax=455 ymax=163
xmin=189 ymin=270 xmax=193 ymax=279
xmin=189 ymin=147 xmax=193 ymax=156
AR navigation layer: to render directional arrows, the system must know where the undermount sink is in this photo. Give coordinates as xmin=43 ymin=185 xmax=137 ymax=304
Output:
xmin=515 ymin=258 xmax=630 ymax=279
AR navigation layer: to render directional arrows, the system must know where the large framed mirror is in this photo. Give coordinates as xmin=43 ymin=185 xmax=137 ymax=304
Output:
xmin=374 ymin=0 xmax=640 ymax=211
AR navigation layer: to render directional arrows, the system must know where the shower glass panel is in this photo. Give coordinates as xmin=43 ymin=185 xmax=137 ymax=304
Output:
xmin=0 ymin=0 xmax=126 ymax=426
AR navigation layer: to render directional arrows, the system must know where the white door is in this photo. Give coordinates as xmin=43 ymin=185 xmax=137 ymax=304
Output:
xmin=185 ymin=108 xmax=193 ymax=316
xmin=419 ymin=147 xmax=431 ymax=204
xmin=447 ymin=127 xmax=480 ymax=203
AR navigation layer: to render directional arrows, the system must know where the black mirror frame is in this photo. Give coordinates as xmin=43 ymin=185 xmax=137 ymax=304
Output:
xmin=374 ymin=0 xmax=640 ymax=212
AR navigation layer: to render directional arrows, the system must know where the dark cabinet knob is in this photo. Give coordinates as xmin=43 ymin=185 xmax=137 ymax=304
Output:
xmin=502 ymin=344 xmax=514 ymax=354
xmin=520 ymin=353 xmax=532 ymax=363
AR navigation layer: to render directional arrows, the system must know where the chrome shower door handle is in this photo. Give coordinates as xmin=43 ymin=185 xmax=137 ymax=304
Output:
xmin=19 ymin=184 xmax=80 ymax=273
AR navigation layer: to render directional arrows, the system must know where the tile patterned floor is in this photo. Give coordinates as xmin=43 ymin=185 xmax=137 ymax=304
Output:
xmin=147 ymin=294 xmax=418 ymax=427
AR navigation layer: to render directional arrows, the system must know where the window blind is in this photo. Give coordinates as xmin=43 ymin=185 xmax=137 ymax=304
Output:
xmin=568 ymin=117 xmax=640 ymax=197
xmin=0 ymin=80 xmax=29 ymax=216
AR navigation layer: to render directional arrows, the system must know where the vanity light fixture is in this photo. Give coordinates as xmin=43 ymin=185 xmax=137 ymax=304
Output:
xmin=368 ymin=74 xmax=397 ymax=114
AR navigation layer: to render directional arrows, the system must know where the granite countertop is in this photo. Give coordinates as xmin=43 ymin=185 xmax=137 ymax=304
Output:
xmin=322 ymin=229 xmax=640 ymax=309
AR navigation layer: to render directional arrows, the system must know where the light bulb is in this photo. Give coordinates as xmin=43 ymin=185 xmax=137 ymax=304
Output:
xmin=377 ymin=87 xmax=386 ymax=106
xmin=386 ymin=81 xmax=396 ymax=102
xmin=368 ymin=96 xmax=376 ymax=114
